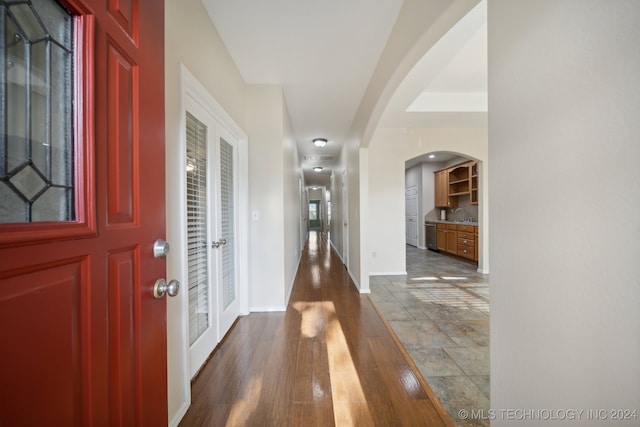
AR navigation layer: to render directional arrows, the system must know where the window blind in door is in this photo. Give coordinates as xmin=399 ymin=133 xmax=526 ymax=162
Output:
xmin=219 ymin=137 xmax=235 ymax=309
xmin=186 ymin=112 xmax=209 ymax=345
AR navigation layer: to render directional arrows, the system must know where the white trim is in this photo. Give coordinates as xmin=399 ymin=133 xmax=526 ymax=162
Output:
xmin=249 ymin=306 xmax=287 ymax=312
xmin=347 ymin=268 xmax=360 ymax=292
xmin=329 ymin=239 xmax=360 ymax=292
xmin=170 ymin=63 xmax=250 ymax=423
xmin=169 ymin=403 xmax=189 ymax=427
xmin=370 ymin=271 xmax=408 ymax=276
xmin=285 ymin=251 xmax=303 ymax=306
xmin=330 ymin=240 xmax=344 ymax=263
xmin=180 ymin=63 xmax=249 ymax=316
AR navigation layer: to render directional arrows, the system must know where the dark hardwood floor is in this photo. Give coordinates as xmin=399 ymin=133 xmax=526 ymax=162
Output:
xmin=179 ymin=231 xmax=453 ymax=426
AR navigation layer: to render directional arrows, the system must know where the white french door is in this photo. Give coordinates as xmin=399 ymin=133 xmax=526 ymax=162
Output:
xmin=184 ymin=97 xmax=239 ymax=378
xmin=215 ymin=125 xmax=240 ymax=337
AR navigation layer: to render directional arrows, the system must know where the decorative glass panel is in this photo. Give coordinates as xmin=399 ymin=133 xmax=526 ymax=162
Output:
xmin=186 ymin=112 xmax=210 ymax=346
xmin=1 ymin=0 xmax=74 ymax=223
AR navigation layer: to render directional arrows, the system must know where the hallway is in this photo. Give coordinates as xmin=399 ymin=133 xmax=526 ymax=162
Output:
xmin=179 ymin=231 xmax=453 ymax=426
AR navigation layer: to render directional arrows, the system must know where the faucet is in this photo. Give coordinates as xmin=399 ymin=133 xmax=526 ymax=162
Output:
xmin=453 ymin=208 xmax=466 ymax=222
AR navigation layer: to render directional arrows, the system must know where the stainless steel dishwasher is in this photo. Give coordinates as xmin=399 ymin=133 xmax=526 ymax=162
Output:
xmin=425 ymin=222 xmax=438 ymax=251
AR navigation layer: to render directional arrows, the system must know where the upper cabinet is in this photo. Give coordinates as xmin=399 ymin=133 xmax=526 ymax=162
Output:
xmin=434 ymin=170 xmax=457 ymax=208
xmin=434 ymin=160 xmax=478 ymax=207
xmin=448 ymin=164 xmax=470 ymax=196
xmin=470 ymin=162 xmax=478 ymax=205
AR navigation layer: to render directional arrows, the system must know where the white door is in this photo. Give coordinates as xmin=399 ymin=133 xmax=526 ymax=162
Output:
xmin=406 ymin=186 xmax=418 ymax=247
xmin=184 ymin=101 xmax=217 ymax=378
xmin=184 ymin=99 xmax=239 ymax=378
xmin=341 ymin=170 xmax=349 ymax=268
xmin=214 ymin=125 xmax=240 ymax=337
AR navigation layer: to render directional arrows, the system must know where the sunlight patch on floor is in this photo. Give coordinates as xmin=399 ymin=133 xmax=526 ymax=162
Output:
xmin=225 ymin=374 xmax=263 ymax=426
xmin=292 ymin=301 xmax=374 ymax=426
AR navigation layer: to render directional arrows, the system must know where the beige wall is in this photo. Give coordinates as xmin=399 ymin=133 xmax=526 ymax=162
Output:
xmin=334 ymin=0 xmax=480 ymax=291
xmin=165 ymin=0 xmax=248 ymax=423
xmin=282 ymin=98 xmax=303 ymax=302
xmin=489 ymin=0 xmax=640 ymax=422
xmin=368 ymin=127 xmax=488 ymax=275
xmin=245 ymin=85 xmax=287 ymax=310
xmin=165 ymin=1 xmax=302 ymax=423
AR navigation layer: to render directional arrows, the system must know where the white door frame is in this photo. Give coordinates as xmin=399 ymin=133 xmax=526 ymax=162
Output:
xmin=405 ymin=185 xmax=418 ymax=247
xmin=167 ymin=64 xmax=249 ymax=426
xmin=341 ymin=169 xmax=349 ymax=269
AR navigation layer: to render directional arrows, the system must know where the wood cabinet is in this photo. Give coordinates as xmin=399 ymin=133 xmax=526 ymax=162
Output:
xmin=434 ymin=160 xmax=478 ymax=207
xmin=434 ymin=170 xmax=455 ymax=208
xmin=456 ymin=224 xmax=476 ymax=260
xmin=470 ymin=162 xmax=478 ymax=205
xmin=436 ymin=224 xmax=446 ymax=251
xmin=437 ymin=223 xmax=477 ymax=263
xmin=446 ymin=224 xmax=458 ymax=253
xmin=448 ymin=164 xmax=470 ymax=197
xmin=474 ymin=227 xmax=478 ymax=262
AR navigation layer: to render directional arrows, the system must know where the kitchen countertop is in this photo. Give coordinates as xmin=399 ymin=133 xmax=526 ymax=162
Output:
xmin=425 ymin=219 xmax=479 ymax=226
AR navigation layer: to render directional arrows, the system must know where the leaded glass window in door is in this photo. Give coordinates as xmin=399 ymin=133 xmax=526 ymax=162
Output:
xmin=1 ymin=0 xmax=74 ymax=223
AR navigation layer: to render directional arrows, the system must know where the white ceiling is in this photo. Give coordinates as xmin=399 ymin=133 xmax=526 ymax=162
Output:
xmin=202 ymin=0 xmax=487 ymax=187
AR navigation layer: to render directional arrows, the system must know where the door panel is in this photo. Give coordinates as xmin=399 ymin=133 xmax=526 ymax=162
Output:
xmin=106 ymin=41 xmax=136 ymax=224
xmin=185 ymin=102 xmax=218 ymax=378
xmin=107 ymin=247 xmax=138 ymax=423
xmin=216 ymin=126 xmax=239 ymax=336
xmin=0 ymin=0 xmax=166 ymax=425
xmin=184 ymin=99 xmax=240 ymax=377
xmin=0 ymin=259 xmax=86 ymax=425
xmin=406 ymin=185 xmax=418 ymax=247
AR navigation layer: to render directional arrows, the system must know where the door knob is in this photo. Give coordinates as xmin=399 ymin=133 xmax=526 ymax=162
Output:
xmin=153 ymin=278 xmax=180 ymax=299
xmin=153 ymin=239 xmax=170 ymax=258
xmin=212 ymin=238 xmax=227 ymax=249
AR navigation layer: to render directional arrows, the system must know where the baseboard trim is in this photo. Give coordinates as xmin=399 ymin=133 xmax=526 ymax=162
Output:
xmin=249 ymin=306 xmax=286 ymax=312
xmin=370 ymin=271 xmax=407 ymax=276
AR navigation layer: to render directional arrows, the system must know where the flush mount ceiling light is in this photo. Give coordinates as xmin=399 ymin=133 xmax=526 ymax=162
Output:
xmin=313 ymin=166 xmax=323 ymax=172
xmin=312 ymin=138 xmax=327 ymax=147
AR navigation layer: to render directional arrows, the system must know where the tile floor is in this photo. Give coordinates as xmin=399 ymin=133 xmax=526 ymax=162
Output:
xmin=370 ymin=246 xmax=490 ymax=427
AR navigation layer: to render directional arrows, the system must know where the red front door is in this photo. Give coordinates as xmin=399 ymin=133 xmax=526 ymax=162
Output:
xmin=0 ymin=0 xmax=166 ymax=425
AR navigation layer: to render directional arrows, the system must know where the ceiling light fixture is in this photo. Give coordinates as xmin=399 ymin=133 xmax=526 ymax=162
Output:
xmin=312 ymin=138 xmax=327 ymax=147
xmin=313 ymin=166 xmax=323 ymax=172
xmin=428 ymin=154 xmax=436 ymax=159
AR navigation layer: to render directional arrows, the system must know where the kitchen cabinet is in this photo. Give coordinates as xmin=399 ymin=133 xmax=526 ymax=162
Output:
xmin=474 ymin=227 xmax=478 ymax=262
xmin=437 ymin=223 xmax=460 ymax=255
xmin=446 ymin=224 xmax=458 ymax=253
xmin=448 ymin=164 xmax=470 ymax=197
xmin=436 ymin=224 xmax=446 ymax=251
xmin=471 ymin=162 xmax=478 ymax=205
xmin=457 ymin=226 xmax=475 ymax=261
xmin=434 ymin=170 xmax=455 ymax=208
xmin=434 ymin=160 xmax=478 ymax=207
xmin=436 ymin=223 xmax=477 ymax=263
